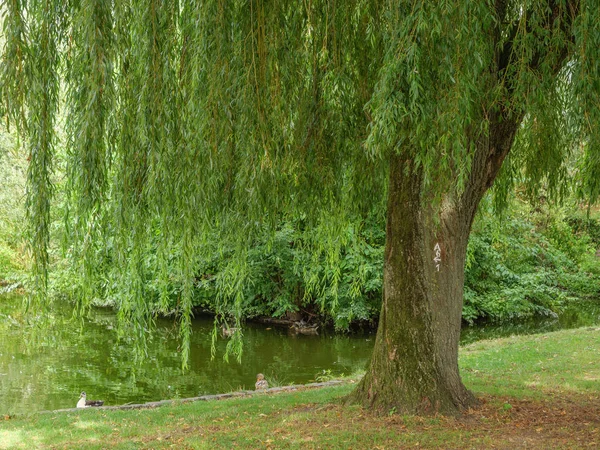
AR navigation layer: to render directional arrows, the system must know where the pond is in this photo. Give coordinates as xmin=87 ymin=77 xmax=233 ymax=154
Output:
xmin=1 ymin=294 xmax=599 ymax=415
xmin=0 ymin=294 xmax=374 ymax=415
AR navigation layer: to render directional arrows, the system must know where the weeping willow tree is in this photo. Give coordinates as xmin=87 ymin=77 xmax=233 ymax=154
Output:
xmin=2 ymin=0 xmax=600 ymax=414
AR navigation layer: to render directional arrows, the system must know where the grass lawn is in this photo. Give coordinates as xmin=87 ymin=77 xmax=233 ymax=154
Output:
xmin=1 ymin=327 xmax=599 ymax=449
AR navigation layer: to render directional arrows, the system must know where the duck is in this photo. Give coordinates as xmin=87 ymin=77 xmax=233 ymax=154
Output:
xmin=290 ymin=320 xmax=319 ymax=335
xmin=221 ymin=324 xmax=239 ymax=337
xmin=255 ymin=373 xmax=269 ymax=390
xmin=76 ymin=391 xmax=104 ymax=408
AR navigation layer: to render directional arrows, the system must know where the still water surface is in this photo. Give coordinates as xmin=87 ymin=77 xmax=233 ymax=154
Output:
xmin=1 ymin=294 xmax=599 ymax=414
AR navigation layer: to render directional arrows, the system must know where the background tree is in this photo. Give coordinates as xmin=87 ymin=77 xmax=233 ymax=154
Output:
xmin=2 ymin=0 xmax=599 ymax=414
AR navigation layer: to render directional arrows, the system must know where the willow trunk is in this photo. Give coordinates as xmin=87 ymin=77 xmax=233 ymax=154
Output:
xmin=350 ymin=115 xmax=520 ymax=414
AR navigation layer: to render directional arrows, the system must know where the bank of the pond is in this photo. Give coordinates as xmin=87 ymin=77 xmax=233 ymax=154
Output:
xmin=1 ymin=327 xmax=599 ymax=449
xmin=38 ymin=380 xmax=346 ymax=414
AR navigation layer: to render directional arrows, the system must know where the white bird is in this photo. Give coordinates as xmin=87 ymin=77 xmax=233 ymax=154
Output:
xmin=76 ymin=391 xmax=104 ymax=408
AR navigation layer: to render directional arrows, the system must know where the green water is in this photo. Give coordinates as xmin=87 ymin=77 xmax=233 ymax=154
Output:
xmin=460 ymin=300 xmax=600 ymax=344
xmin=1 ymin=294 xmax=599 ymax=414
xmin=0 ymin=295 xmax=374 ymax=414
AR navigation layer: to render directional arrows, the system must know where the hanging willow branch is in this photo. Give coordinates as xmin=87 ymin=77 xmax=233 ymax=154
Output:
xmin=21 ymin=0 xmax=63 ymax=306
xmin=65 ymin=0 xmax=114 ymax=312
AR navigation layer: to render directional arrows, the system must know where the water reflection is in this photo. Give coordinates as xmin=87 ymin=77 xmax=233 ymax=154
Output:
xmin=0 ymin=295 xmax=373 ymax=414
xmin=460 ymin=300 xmax=600 ymax=344
xmin=1 ymin=294 xmax=599 ymax=414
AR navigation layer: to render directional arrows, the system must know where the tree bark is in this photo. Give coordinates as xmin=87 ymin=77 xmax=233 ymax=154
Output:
xmin=348 ymin=114 xmax=520 ymax=415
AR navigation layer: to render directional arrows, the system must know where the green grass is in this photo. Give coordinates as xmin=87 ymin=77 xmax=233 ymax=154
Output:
xmin=2 ymin=327 xmax=600 ymax=449
xmin=461 ymin=326 xmax=600 ymax=397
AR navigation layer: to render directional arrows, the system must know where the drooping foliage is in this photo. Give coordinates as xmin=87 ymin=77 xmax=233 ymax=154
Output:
xmin=2 ymin=0 xmax=600 ymax=365
xmin=368 ymin=1 xmax=600 ymax=208
xmin=1 ymin=0 xmax=386 ymax=362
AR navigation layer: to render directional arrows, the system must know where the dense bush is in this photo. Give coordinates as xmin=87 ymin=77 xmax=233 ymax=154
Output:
xmin=158 ymin=217 xmax=385 ymax=330
xmin=463 ymin=200 xmax=600 ymax=324
xmin=566 ymin=215 xmax=600 ymax=246
xmin=161 ymin=199 xmax=600 ymax=328
xmin=237 ymin=219 xmax=385 ymax=329
xmin=24 ymin=197 xmax=600 ymax=328
xmin=2 ymin=129 xmax=599 ymax=327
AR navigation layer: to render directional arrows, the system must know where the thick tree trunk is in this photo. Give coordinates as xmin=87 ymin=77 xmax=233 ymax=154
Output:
xmin=348 ymin=154 xmax=474 ymax=414
xmin=349 ymin=116 xmax=520 ymax=415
